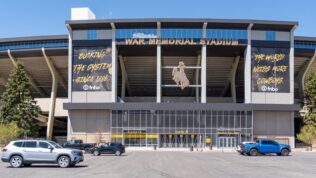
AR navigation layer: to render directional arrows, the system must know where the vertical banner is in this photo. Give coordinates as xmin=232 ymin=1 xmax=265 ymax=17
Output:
xmin=251 ymin=47 xmax=290 ymax=92
xmin=72 ymin=47 xmax=112 ymax=91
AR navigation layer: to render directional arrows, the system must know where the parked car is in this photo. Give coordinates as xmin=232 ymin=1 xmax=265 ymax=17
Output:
xmin=240 ymin=139 xmax=291 ymax=156
xmin=61 ymin=139 xmax=96 ymax=153
xmin=236 ymin=141 xmax=255 ymax=153
xmin=90 ymin=143 xmax=125 ymax=156
xmin=1 ymin=140 xmax=83 ymax=168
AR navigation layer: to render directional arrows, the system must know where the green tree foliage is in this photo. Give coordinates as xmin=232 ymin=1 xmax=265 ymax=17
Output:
xmin=0 ymin=61 xmax=40 ymax=137
xmin=305 ymin=72 xmax=316 ymax=113
xmin=0 ymin=122 xmax=22 ymax=145
xmin=297 ymin=125 xmax=316 ymax=150
xmin=298 ymin=71 xmax=316 ymax=147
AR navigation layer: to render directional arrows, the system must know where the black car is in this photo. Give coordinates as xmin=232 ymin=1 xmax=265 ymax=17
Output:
xmin=62 ymin=139 xmax=96 ymax=153
xmin=90 ymin=143 xmax=125 ymax=156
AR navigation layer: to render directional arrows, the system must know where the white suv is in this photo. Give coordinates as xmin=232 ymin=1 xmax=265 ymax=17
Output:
xmin=1 ymin=140 xmax=83 ymax=168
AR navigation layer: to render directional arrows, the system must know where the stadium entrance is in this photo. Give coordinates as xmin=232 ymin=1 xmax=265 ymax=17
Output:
xmin=111 ymin=110 xmax=252 ymax=148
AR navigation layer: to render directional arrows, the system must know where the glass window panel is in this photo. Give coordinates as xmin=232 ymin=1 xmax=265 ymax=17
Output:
xmin=241 ymin=111 xmax=246 ymax=128
xmin=212 ymin=111 xmax=217 ymax=129
xmin=206 ymin=111 xmax=212 ymax=128
xmin=218 ymin=111 xmax=223 ymax=128
xmin=229 ymin=111 xmax=234 ymax=129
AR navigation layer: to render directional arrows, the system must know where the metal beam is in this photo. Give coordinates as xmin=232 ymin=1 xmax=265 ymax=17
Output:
xmin=37 ymin=114 xmax=67 ymax=128
xmin=119 ymin=55 xmax=132 ymax=98
xmin=7 ymin=49 xmax=47 ymax=97
xmin=195 ymin=55 xmax=201 ymax=102
xmin=231 ymin=56 xmax=240 ymax=102
xmin=161 ymin=66 xmax=201 ymax=69
xmin=221 ymin=56 xmax=240 ymax=99
xmin=162 ymin=84 xmax=201 ymax=87
xmin=42 ymin=48 xmax=58 ymax=140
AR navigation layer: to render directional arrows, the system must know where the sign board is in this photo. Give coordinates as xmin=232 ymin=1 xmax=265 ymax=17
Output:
xmin=251 ymin=47 xmax=290 ymax=92
xmin=116 ymin=38 xmax=247 ymax=46
xmin=72 ymin=47 xmax=112 ymax=91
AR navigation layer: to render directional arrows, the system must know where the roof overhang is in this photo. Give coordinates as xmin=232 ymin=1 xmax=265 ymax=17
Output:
xmin=63 ymin=102 xmax=300 ymax=111
xmin=66 ymin=18 xmax=298 ymax=31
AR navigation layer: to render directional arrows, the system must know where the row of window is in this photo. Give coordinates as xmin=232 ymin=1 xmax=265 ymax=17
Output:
xmin=115 ymin=29 xmax=248 ymax=39
xmin=294 ymin=41 xmax=316 ymax=49
xmin=0 ymin=40 xmax=68 ymax=51
xmin=13 ymin=141 xmax=61 ymax=149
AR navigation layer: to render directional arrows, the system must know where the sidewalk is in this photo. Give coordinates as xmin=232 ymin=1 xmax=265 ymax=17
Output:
xmin=125 ymin=147 xmax=237 ymax=152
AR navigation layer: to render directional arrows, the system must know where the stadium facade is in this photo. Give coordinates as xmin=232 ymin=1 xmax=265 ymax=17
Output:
xmin=1 ymin=8 xmax=316 ymax=148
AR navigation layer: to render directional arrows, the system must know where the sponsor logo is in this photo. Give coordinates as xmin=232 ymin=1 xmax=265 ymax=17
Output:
xmin=261 ymin=85 xmax=278 ymax=92
xmin=82 ymin=84 xmax=101 ymax=91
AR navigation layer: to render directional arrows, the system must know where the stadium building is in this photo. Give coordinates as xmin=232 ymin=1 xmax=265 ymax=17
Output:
xmin=1 ymin=8 xmax=316 ymax=148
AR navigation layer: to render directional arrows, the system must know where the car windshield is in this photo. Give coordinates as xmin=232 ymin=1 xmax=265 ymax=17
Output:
xmin=49 ymin=141 xmax=63 ymax=148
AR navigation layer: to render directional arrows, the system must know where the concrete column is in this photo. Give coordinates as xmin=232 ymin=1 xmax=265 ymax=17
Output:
xmin=201 ymin=22 xmax=207 ymax=103
xmin=111 ymin=24 xmax=117 ymax=103
xmin=195 ymin=55 xmax=201 ymax=102
xmin=42 ymin=48 xmax=58 ymax=140
xmin=156 ymin=22 xmax=161 ymax=103
xmin=244 ymin=24 xmax=253 ymax=104
xmin=289 ymin=26 xmax=297 ymax=104
xmin=66 ymin=24 xmax=73 ymax=141
xmin=201 ymin=46 xmax=207 ymax=103
xmin=231 ymin=56 xmax=240 ymax=103
xmin=119 ymin=55 xmax=126 ymax=100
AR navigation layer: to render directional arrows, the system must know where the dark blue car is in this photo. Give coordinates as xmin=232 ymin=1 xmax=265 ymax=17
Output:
xmin=239 ymin=139 xmax=291 ymax=156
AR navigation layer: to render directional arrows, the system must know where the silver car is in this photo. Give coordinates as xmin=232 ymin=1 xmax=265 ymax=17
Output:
xmin=1 ymin=140 xmax=83 ymax=168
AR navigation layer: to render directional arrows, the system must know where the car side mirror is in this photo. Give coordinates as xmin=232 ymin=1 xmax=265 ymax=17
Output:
xmin=48 ymin=146 xmax=54 ymax=150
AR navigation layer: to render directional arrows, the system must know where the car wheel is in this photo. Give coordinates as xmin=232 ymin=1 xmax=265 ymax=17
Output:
xmin=84 ymin=147 xmax=90 ymax=153
xmin=24 ymin=163 xmax=32 ymax=167
xmin=58 ymin=156 xmax=70 ymax=168
xmin=249 ymin=149 xmax=258 ymax=156
xmin=115 ymin=150 xmax=121 ymax=156
xmin=10 ymin=155 xmax=23 ymax=168
xmin=93 ymin=150 xmax=100 ymax=156
xmin=281 ymin=149 xmax=290 ymax=156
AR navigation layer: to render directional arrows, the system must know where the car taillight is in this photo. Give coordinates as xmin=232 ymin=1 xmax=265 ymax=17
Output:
xmin=2 ymin=148 xmax=7 ymax=152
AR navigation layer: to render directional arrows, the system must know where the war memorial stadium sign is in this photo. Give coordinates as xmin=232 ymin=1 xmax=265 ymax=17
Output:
xmin=117 ymin=38 xmax=246 ymax=46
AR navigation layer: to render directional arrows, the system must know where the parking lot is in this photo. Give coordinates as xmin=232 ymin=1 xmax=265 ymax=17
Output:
xmin=1 ymin=151 xmax=316 ymax=178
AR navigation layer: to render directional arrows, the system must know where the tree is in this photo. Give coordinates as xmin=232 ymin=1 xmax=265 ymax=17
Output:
xmin=297 ymin=71 xmax=316 ymax=149
xmin=0 ymin=122 xmax=22 ymax=145
xmin=297 ymin=125 xmax=316 ymax=151
xmin=0 ymin=61 xmax=40 ymax=137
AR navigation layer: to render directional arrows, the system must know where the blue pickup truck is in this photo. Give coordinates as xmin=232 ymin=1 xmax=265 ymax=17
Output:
xmin=239 ymin=139 xmax=291 ymax=156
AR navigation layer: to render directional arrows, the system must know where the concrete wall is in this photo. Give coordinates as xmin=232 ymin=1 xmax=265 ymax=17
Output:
xmin=68 ymin=110 xmax=111 ymax=143
xmin=35 ymin=98 xmax=68 ymax=117
xmin=249 ymin=29 xmax=293 ymax=104
xmin=72 ymin=91 xmax=112 ymax=103
xmin=123 ymin=97 xmax=233 ymax=103
xmin=251 ymin=30 xmax=290 ymax=41
xmin=253 ymin=111 xmax=295 ymax=147
xmin=251 ymin=93 xmax=292 ymax=104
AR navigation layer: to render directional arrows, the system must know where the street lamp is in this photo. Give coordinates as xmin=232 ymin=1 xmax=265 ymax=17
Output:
xmin=299 ymin=98 xmax=308 ymax=117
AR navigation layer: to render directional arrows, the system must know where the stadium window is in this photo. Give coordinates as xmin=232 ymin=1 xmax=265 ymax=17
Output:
xmin=266 ymin=31 xmax=276 ymax=41
xmin=87 ymin=30 xmax=97 ymax=40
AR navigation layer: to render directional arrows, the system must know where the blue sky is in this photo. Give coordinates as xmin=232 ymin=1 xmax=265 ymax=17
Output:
xmin=0 ymin=0 xmax=315 ymax=38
